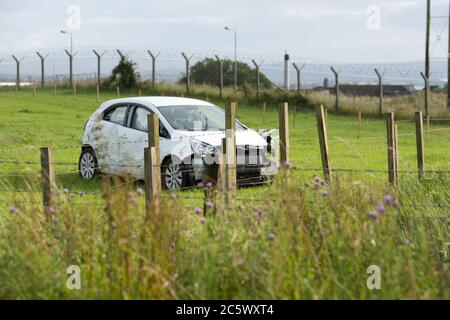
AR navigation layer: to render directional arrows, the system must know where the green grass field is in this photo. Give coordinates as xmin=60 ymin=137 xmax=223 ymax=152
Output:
xmin=0 ymin=88 xmax=449 ymax=299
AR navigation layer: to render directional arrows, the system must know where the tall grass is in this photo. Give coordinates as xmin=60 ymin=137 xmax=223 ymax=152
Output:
xmin=0 ymin=173 xmax=448 ymax=299
xmin=305 ymin=90 xmax=449 ymax=119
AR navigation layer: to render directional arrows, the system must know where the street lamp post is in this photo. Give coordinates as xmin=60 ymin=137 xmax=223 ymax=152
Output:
xmin=61 ymin=30 xmax=74 ymax=86
xmin=60 ymin=30 xmax=73 ymax=56
xmin=225 ymin=26 xmax=237 ymax=91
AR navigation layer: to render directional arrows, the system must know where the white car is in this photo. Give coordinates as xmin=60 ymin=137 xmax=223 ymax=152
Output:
xmin=78 ymin=97 xmax=277 ymax=189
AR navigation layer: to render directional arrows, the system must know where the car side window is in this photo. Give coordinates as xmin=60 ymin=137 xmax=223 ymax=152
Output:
xmin=130 ymin=106 xmax=170 ymax=138
xmin=131 ymin=107 xmax=149 ymax=131
xmin=104 ymin=106 xmax=127 ymax=125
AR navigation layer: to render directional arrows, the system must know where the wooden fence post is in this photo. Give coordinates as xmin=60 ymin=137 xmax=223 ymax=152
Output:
xmin=73 ymin=81 xmax=77 ymax=100
xmin=144 ymin=114 xmax=161 ymax=216
xmin=225 ymin=102 xmax=237 ymax=206
xmin=357 ymin=110 xmax=362 ymax=138
xmin=415 ymin=111 xmax=425 ymax=180
xmin=386 ymin=112 xmax=397 ymax=184
xmin=394 ymin=123 xmax=399 ymax=181
xmin=40 ymin=147 xmax=56 ymax=215
xmin=32 ymin=81 xmax=36 ymax=97
xmin=262 ymin=102 xmax=267 ymax=126
xmin=279 ymin=102 xmax=289 ymax=165
xmin=316 ymin=105 xmax=331 ymax=181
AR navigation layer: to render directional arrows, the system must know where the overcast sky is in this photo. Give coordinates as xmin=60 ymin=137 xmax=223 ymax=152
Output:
xmin=0 ymin=0 xmax=448 ymax=63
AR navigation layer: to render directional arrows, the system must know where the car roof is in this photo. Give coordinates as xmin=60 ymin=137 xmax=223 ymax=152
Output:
xmin=102 ymin=96 xmax=214 ymax=108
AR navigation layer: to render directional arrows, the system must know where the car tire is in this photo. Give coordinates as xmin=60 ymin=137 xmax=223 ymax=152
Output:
xmin=78 ymin=147 xmax=99 ymax=180
xmin=161 ymin=157 xmax=193 ymax=190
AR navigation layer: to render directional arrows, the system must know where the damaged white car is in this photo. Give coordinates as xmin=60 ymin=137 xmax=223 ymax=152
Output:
xmin=79 ymin=97 xmax=277 ymax=189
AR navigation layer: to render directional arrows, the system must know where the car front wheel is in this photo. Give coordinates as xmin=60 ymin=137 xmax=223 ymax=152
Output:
xmin=161 ymin=158 xmax=192 ymax=190
xmin=78 ymin=148 xmax=99 ymax=180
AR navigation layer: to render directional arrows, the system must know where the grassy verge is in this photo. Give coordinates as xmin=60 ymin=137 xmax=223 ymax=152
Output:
xmin=0 ymin=89 xmax=449 ymax=299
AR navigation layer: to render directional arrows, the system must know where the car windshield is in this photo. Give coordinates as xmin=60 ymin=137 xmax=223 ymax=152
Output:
xmin=158 ymin=105 xmax=245 ymax=131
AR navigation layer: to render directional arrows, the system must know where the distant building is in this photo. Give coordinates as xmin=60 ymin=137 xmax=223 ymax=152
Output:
xmin=312 ymin=84 xmax=416 ymax=96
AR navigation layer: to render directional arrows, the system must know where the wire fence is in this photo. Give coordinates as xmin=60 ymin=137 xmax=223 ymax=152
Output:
xmin=0 ymin=46 xmax=447 ymax=86
xmin=0 ymin=107 xmax=449 ymax=216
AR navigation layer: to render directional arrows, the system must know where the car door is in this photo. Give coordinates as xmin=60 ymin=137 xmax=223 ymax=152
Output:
xmin=95 ymin=104 xmax=129 ymax=175
xmin=121 ymin=105 xmax=172 ymax=179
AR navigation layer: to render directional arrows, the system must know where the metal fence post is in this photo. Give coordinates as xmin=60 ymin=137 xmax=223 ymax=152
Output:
xmin=374 ymin=68 xmax=384 ymax=115
xmin=330 ymin=67 xmax=340 ymax=112
xmin=215 ymin=55 xmax=224 ymax=99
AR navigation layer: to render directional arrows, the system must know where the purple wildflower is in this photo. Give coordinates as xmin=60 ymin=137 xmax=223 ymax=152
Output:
xmin=200 ymin=217 xmax=206 ymax=224
xmin=78 ymin=191 xmax=85 ymax=197
xmin=197 ymin=182 xmax=204 ymax=188
xmin=63 ymin=188 xmax=69 ymax=194
xmin=375 ymin=201 xmax=385 ymax=214
xmin=275 ymin=164 xmax=281 ymax=171
xmin=206 ymin=201 xmax=214 ymax=209
xmin=321 ymin=190 xmax=329 ymax=197
xmin=136 ymin=187 xmax=144 ymax=196
xmin=129 ymin=197 xmax=137 ymax=205
xmin=383 ymin=195 xmax=395 ymax=205
xmin=194 ymin=207 xmax=202 ymax=215
xmin=314 ymin=182 xmax=321 ymax=189
xmin=47 ymin=206 xmax=56 ymax=215
xmin=8 ymin=206 xmax=18 ymax=214
xmin=369 ymin=211 xmax=378 ymax=220
xmin=206 ymin=182 xmax=213 ymax=189
xmin=281 ymin=161 xmax=290 ymax=169
xmin=170 ymin=193 xmax=177 ymax=200
xmin=268 ymin=233 xmax=275 ymax=241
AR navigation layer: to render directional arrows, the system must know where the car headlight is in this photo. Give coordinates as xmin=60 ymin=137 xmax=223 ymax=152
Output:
xmin=190 ymin=140 xmax=216 ymax=156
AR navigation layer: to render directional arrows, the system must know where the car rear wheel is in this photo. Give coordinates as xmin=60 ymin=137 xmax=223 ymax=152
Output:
xmin=78 ymin=148 xmax=98 ymax=180
xmin=161 ymin=158 xmax=192 ymax=190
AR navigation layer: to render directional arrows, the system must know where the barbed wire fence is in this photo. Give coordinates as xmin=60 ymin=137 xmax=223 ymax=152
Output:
xmin=0 ymin=46 xmax=447 ymax=87
xmin=0 ymin=104 xmax=449 ymax=215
